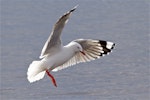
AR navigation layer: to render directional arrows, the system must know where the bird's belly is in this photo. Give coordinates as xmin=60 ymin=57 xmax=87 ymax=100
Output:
xmin=45 ymin=50 xmax=74 ymax=70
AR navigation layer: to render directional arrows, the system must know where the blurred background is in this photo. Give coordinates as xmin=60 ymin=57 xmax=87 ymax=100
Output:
xmin=1 ymin=0 xmax=149 ymax=100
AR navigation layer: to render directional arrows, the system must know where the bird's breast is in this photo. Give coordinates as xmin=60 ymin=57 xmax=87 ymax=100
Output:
xmin=45 ymin=47 xmax=75 ymax=70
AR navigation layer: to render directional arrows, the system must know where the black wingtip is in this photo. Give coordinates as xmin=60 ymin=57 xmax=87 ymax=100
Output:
xmin=70 ymin=5 xmax=78 ymax=12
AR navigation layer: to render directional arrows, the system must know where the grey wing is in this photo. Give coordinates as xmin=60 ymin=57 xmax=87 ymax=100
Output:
xmin=52 ymin=39 xmax=115 ymax=72
xmin=74 ymin=39 xmax=115 ymax=58
xmin=40 ymin=6 xmax=77 ymax=59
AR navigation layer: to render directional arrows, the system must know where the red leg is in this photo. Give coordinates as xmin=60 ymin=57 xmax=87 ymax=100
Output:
xmin=46 ymin=70 xmax=57 ymax=87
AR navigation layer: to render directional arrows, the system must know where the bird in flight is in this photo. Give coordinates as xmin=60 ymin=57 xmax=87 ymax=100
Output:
xmin=27 ymin=6 xmax=115 ymax=87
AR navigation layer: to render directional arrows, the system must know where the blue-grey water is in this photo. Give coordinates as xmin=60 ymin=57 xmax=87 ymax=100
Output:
xmin=1 ymin=0 xmax=149 ymax=100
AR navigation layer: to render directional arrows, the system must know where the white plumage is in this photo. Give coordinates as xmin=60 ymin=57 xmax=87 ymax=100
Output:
xmin=27 ymin=6 xmax=115 ymax=87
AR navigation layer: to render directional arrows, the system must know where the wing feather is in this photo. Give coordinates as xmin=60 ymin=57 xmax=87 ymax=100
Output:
xmin=40 ymin=6 xmax=77 ymax=59
xmin=52 ymin=39 xmax=115 ymax=72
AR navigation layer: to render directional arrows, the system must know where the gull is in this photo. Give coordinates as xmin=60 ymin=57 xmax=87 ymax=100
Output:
xmin=27 ymin=6 xmax=115 ymax=87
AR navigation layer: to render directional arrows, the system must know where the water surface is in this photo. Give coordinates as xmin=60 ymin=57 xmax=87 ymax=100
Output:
xmin=1 ymin=0 xmax=149 ymax=100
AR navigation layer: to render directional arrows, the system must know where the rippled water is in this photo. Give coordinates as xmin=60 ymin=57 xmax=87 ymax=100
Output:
xmin=1 ymin=0 xmax=149 ymax=100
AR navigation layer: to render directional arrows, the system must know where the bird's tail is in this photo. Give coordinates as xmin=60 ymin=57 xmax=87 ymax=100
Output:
xmin=27 ymin=60 xmax=46 ymax=83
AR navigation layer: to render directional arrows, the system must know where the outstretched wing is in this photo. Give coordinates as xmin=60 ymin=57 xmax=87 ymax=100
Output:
xmin=52 ymin=39 xmax=115 ymax=72
xmin=40 ymin=6 xmax=77 ymax=59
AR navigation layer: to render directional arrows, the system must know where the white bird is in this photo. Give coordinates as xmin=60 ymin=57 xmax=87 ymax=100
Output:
xmin=27 ymin=6 xmax=115 ymax=87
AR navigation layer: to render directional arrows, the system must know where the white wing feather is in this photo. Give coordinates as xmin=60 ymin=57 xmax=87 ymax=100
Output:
xmin=52 ymin=39 xmax=115 ymax=72
xmin=40 ymin=6 xmax=77 ymax=59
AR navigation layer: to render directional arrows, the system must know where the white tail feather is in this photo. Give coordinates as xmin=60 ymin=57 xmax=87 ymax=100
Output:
xmin=27 ymin=61 xmax=46 ymax=83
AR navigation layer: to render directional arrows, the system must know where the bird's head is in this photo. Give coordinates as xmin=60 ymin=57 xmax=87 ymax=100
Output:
xmin=72 ymin=42 xmax=85 ymax=55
